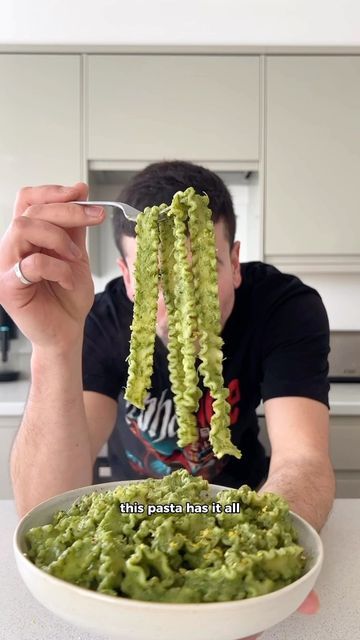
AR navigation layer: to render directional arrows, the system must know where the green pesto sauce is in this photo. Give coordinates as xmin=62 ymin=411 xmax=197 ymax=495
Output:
xmin=26 ymin=470 xmax=306 ymax=603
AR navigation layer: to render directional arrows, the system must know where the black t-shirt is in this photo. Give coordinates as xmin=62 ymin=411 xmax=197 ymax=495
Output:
xmin=82 ymin=262 xmax=330 ymax=489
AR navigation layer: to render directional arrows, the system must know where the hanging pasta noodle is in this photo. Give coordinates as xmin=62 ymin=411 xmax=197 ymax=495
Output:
xmin=124 ymin=188 xmax=241 ymax=460
xmin=159 ymin=197 xmax=201 ymax=447
xmin=124 ymin=206 xmax=160 ymax=409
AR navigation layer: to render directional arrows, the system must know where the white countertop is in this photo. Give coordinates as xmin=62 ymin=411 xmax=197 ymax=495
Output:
xmin=0 ymin=379 xmax=359 ymax=417
xmin=0 ymin=499 xmax=359 ymax=639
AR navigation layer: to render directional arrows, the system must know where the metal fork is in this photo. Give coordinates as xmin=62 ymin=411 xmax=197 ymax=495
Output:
xmin=73 ymin=192 xmax=207 ymax=221
xmin=72 ymin=200 xmax=142 ymax=221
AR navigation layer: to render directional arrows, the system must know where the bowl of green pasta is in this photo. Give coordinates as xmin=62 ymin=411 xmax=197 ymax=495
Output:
xmin=14 ymin=470 xmax=323 ymax=640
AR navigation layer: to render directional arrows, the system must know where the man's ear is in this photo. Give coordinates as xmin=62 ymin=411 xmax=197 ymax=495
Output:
xmin=231 ymin=241 xmax=242 ymax=289
xmin=117 ymin=257 xmax=134 ymax=301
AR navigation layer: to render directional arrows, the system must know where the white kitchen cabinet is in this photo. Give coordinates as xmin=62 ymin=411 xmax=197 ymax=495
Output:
xmin=0 ymin=54 xmax=82 ymax=239
xmin=328 ymin=415 xmax=360 ymax=498
xmin=87 ymin=55 xmax=260 ymax=163
xmin=258 ymin=414 xmax=360 ymax=498
xmin=0 ymin=416 xmax=20 ymax=499
xmin=265 ymin=56 xmax=360 ymax=265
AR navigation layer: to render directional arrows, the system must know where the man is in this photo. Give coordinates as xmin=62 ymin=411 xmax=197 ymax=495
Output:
xmin=0 ymin=161 xmax=334 ymax=534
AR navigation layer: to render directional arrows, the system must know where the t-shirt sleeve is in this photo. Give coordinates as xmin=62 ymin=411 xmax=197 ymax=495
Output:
xmin=82 ymin=304 xmax=127 ymax=402
xmin=260 ymin=290 xmax=330 ymax=408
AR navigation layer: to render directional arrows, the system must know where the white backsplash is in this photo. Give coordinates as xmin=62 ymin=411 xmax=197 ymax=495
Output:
xmin=297 ymin=272 xmax=360 ymax=331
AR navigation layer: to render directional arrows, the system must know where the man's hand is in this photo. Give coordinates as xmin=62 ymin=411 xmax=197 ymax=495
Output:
xmin=297 ymin=590 xmax=320 ymax=614
xmin=242 ymin=591 xmax=320 ymax=639
xmin=0 ymin=183 xmax=105 ymax=350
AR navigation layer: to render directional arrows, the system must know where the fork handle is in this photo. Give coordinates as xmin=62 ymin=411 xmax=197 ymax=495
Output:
xmin=71 ymin=201 xmax=111 ymax=207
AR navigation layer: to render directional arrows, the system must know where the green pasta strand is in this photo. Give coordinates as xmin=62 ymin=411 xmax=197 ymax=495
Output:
xmin=158 ymin=212 xmax=185 ymax=398
xmin=124 ymin=206 xmax=160 ymax=409
xmin=170 ymin=193 xmax=202 ymax=446
xmin=184 ymin=188 xmax=241 ymax=459
xmin=160 ymin=215 xmax=201 ymax=446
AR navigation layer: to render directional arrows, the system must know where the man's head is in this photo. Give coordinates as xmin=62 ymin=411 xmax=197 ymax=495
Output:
xmin=112 ymin=160 xmax=237 ymax=257
xmin=113 ymin=160 xmax=241 ymax=340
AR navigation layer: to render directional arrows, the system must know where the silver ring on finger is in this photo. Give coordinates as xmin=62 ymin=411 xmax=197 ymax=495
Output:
xmin=13 ymin=259 xmax=34 ymax=286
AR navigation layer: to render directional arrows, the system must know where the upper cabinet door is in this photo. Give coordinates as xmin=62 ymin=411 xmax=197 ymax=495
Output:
xmin=265 ymin=56 xmax=360 ymax=261
xmin=0 ymin=55 xmax=81 ymax=238
xmin=87 ymin=55 xmax=260 ymax=162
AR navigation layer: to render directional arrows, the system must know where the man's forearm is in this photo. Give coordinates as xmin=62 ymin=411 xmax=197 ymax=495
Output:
xmin=11 ymin=343 xmax=92 ymax=517
xmin=259 ymin=454 xmax=336 ymax=532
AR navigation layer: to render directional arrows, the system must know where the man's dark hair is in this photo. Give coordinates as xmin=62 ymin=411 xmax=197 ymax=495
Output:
xmin=112 ymin=160 xmax=236 ymax=259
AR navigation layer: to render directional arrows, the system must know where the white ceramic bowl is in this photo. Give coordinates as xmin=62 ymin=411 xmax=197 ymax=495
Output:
xmin=14 ymin=481 xmax=323 ymax=640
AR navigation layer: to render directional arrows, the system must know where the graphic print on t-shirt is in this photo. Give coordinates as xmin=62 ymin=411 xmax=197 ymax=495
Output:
xmin=124 ymin=378 xmax=242 ymax=480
